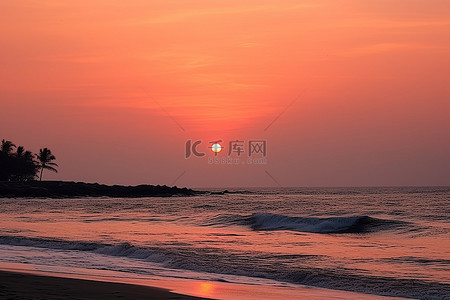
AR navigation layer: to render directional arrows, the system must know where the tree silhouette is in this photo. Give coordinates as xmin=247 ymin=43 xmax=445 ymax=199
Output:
xmin=15 ymin=146 xmax=38 ymax=181
xmin=36 ymin=148 xmax=58 ymax=181
xmin=1 ymin=139 xmax=58 ymax=181
xmin=16 ymin=146 xmax=25 ymax=158
xmin=1 ymin=140 xmax=17 ymax=181
xmin=1 ymin=139 xmax=16 ymax=154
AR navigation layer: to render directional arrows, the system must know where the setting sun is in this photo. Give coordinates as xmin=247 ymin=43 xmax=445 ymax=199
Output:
xmin=210 ymin=143 xmax=223 ymax=153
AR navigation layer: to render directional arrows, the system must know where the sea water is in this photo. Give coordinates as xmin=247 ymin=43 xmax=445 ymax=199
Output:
xmin=0 ymin=187 xmax=449 ymax=299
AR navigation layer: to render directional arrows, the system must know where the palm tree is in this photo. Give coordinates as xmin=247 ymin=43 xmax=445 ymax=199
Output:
xmin=36 ymin=148 xmax=58 ymax=181
xmin=15 ymin=146 xmax=38 ymax=181
xmin=1 ymin=139 xmax=17 ymax=180
xmin=15 ymin=146 xmax=25 ymax=158
xmin=1 ymin=139 xmax=16 ymax=154
xmin=16 ymin=146 xmax=35 ymax=164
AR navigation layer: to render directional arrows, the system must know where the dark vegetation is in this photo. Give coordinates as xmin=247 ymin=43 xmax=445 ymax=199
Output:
xmin=0 ymin=181 xmax=197 ymax=198
xmin=0 ymin=139 xmax=58 ymax=181
xmin=0 ymin=138 xmax=198 ymax=198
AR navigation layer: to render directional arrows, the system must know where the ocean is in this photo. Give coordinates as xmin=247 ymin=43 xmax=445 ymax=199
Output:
xmin=0 ymin=187 xmax=449 ymax=299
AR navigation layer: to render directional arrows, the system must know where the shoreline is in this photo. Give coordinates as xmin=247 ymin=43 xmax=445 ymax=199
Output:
xmin=0 ymin=269 xmax=211 ymax=300
xmin=0 ymin=262 xmax=404 ymax=300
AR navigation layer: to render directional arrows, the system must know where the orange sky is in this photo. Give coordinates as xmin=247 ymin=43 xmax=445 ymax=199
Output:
xmin=1 ymin=0 xmax=449 ymax=187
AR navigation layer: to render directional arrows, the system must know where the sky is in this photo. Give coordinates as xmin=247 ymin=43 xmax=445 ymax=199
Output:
xmin=1 ymin=0 xmax=449 ymax=187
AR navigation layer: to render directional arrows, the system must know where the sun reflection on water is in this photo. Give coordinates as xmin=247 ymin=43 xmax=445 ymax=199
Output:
xmin=196 ymin=282 xmax=215 ymax=296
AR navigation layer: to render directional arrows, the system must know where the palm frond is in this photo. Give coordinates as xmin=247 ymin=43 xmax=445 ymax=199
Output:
xmin=1 ymin=139 xmax=16 ymax=154
xmin=43 ymin=165 xmax=58 ymax=173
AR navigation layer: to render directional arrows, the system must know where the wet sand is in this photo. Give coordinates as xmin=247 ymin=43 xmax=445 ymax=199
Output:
xmin=0 ymin=270 xmax=210 ymax=300
xmin=0 ymin=262 xmax=403 ymax=300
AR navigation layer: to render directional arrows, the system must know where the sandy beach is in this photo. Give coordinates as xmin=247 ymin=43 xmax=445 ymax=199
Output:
xmin=0 ymin=262 xmax=406 ymax=300
xmin=0 ymin=270 xmax=210 ymax=300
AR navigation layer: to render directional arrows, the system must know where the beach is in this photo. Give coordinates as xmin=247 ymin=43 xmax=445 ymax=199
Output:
xmin=0 ymin=269 xmax=207 ymax=300
xmin=0 ymin=262 xmax=401 ymax=300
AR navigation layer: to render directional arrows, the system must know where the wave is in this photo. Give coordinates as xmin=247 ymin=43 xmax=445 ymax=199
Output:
xmin=0 ymin=235 xmax=170 ymax=263
xmin=1 ymin=235 xmax=448 ymax=299
xmin=204 ymin=213 xmax=409 ymax=234
xmin=249 ymin=213 xmax=406 ymax=233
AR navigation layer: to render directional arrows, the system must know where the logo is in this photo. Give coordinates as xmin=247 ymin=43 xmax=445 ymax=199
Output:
xmin=185 ymin=140 xmax=204 ymax=158
xmin=185 ymin=139 xmax=267 ymax=165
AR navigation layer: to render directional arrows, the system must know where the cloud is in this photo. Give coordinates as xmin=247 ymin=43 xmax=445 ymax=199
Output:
xmin=140 ymin=52 xmax=220 ymax=71
xmin=33 ymin=55 xmax=110 ymax=63
xmin=342 ymin=43 xmax=448 ymax=56
xmin=125 ymin=3 xmax=319 ymax=25
xmin=240 ymin=42 xmax=263 ymax=48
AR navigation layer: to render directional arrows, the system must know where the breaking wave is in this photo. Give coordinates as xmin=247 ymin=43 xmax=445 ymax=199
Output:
xmin=204 ymin=213 xmax=409 ymax=234
xmin=0 ymin=235 xmax=448 ymax=299
xmin=248 ymin=213 xmax=406 ymax=233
